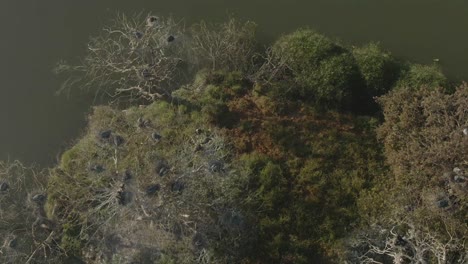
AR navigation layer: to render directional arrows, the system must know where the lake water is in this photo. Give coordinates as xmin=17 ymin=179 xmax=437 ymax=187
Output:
xmin=1 ymin=0 xmax=468 ymax=165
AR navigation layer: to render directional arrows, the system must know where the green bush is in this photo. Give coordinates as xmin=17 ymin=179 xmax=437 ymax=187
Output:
xmin=271 ymin=29 xmax=361 ymax=108
xmin=352 ymin=42 xmax=400 ymax=96
xmin=305 ymin=52 xmax=361 ymax=106
xmin=272 ymin=29 xmax=340 ymax=67
xmin=395 ymin=63 xmax=448 ymax=91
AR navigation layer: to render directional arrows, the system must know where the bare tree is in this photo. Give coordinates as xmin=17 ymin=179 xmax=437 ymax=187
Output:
xmin=55 ymin=13 xmax=189 ymax=102
xmin=250 ymin=46 xmax=293 ymax=86
xmin=347 ymin=220 xmax=467 ymax=264
xmin=190 ymin=17 xmax=257 ymax=72
xmin=55 ymin=14 xmax=258 ymax=104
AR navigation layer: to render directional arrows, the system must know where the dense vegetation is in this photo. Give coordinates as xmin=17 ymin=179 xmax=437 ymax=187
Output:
xmin=1 ymin=14 xmax=466 ymax=263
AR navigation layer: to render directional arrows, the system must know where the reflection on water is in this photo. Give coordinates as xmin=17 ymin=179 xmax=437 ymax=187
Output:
xmin=1 ymin=0 xmax=467 ymax=165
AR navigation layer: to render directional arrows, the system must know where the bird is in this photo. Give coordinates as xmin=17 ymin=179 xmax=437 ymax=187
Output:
xmin=146 ymin=16 xmax=158 ymax=27
xmin=152 ymin=132 xmax=162 ymax=141
xmin=0 ymin=182 xmax=9 ymax=192
xmin=134 ymin=31 xmax=144 ymax=39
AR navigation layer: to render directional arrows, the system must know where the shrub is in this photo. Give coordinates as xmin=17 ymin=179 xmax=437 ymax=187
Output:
xmin=272 ymin=29 xmax=340 ymax=68
xmin=395 ymin=63 xmax=448 ymax=91
xmin=271 ymin=29 xmax=361 ymax=108
xmin=305 ymin=52 xmax=361 ymax=107
xmin=352 ymin=42 xmax=400 ymax=96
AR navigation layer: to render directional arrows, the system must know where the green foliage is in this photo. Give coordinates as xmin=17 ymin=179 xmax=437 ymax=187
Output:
xmin=60 ymin=222 xmax=84 ymax=256
xmin=237 ymin=153 xmax=293 ymax=261
xmin=45 ymin=101 xmax=254 ymax=263
xmin=395 ymin=63 xmax=448 ymax=91
xmin=252 ymin=159 xmax=288 ymax=210
xmin=352 ymin=42 xmax=400 ymax=96
xmin=262 ymin=29 xmax=453 ymax=113
xmin=176 ymin=67 xmax=389 ymax=262
xmin=271 ymin=29 xmax=361 ymax=108
xmin=302 ymin=53 xmax=360 ymax=106
xmin=273 ymin=29 xmax=340 ymax=67
xmin=231 ymin=110 xmax=387 ymax=263
xmin=159 ymin=254 xmax=177 ymax=264
xmin=173 ymin=70 xmax=250 ymax=127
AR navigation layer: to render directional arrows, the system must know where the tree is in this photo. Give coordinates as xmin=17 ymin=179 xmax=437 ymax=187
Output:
xmin=55 ymin=15 xmax=257 ymax=103
xmin=55 ymin=14 xmax=189 ymax=102
xmin=377 ymin=84 xmax=467 ymax=190
xmin=352 ymin=42 xmax=400 ymax=97
xmin=46 ymin=102 xmax=254 ymax=263
xmin=348 ymin=84 xmax=468 ymax=264
xmin=190 ymin=18 xmax=257 ymax=72
xmin=347 ymin=219 xmax=467 ymax=264
xmin=268 ymin=29 xmax=362 ymax=108
xmin=394 ymin=64 xmax=448 ymax=91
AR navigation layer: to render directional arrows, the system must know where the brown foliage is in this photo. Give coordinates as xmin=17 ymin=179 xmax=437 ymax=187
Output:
xmin=377 ymin=84 xmax=467 ymax=188
xmin=375 ymin=84 xmax=468 ymax=255
xmin=224 ymin=93 xmax=361 ymax=160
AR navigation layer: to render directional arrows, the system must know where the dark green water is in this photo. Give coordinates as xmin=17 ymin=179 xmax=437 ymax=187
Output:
xmin=1 ymin=0 xmax=468 ymax=165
